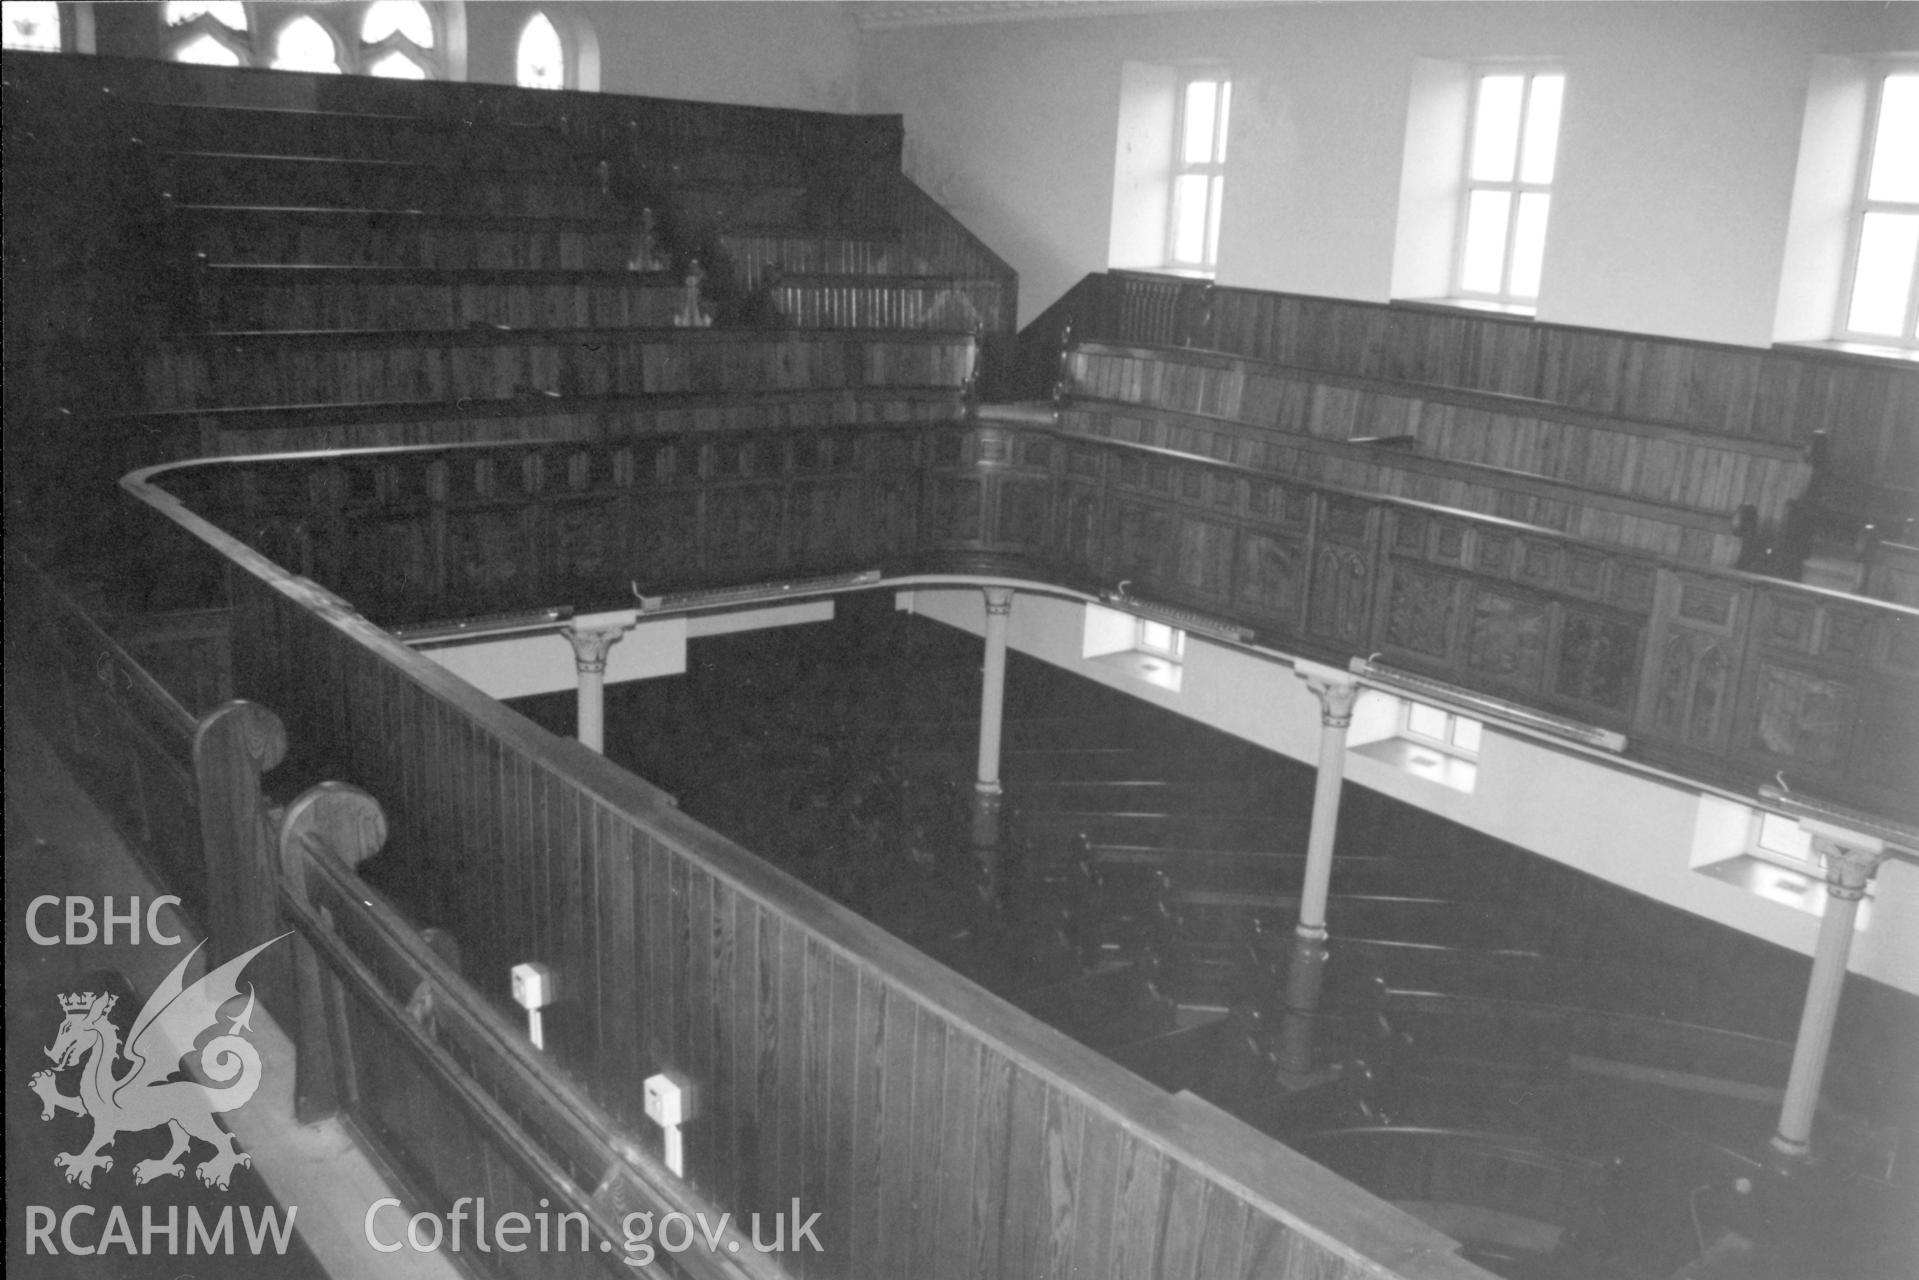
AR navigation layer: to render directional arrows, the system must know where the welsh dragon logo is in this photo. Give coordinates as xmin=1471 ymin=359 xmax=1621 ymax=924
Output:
xmin=30 ymin=935 xmax=286 ymax=1191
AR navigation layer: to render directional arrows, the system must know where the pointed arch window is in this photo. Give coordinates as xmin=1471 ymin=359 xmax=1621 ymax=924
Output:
xmin=162 ymin=1 xmax=250 ymax=64
xmin=2 ymin=1 xmax=64 ymax=52
xmin=361 ymin=0 xmax=436 ymax=79
xmin=174 ymin=31 xmax=242 ymax=66
xmin=164 ymin=1 xmax=246 ymax=29
xmin=272 ymin=14 xmax=341 ymax=74
xmin=516 ymin=12 xmax=565 ymax=91
xmin=361 ymin=0 xmax=432 ymax=47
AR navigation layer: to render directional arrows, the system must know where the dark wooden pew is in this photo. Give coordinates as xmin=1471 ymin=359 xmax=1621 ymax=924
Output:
xmin=1059 ymin=338 xmax=1814 ymax=568
xmin=156 ymin=148 xmax=612 ymax=217
xmin=1290 ymin=1125 xmax=1617 ymax=1271
xmin=1068 ymin=838 xmax=1434 ymax=895
xmin=1007 ymin=776 xmax=1292 ymax=814
xmin=1009 ymin=953 xmax=1179 ymax=1048
xmin=1011 ymin=806 xmax=1313 ymax=854
xmin=139 ymin=326 xmax=975 ymax=411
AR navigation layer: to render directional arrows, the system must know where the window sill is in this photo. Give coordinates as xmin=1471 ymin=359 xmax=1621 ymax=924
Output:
xmin=1693 ymin=853 xmax=1868 ymax=925
xmin=1393 ymin=296 xmax=1537 ymax=320
xmin=1352 ymin=737 xmax=1477 ymax=793
xmin=1771 ymin=340 xmax=1919 ymax=369
xmin=1088 ymin=648 xmax=1183 ymax=693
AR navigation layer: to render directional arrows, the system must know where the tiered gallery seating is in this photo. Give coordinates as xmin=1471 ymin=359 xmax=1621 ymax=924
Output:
xmin=3 ymin=53 xmax=1004 ymax=483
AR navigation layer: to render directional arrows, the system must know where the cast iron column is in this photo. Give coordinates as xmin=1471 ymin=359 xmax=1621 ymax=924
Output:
xmin=1278 ymin=666 xmax=1360 ymax=1077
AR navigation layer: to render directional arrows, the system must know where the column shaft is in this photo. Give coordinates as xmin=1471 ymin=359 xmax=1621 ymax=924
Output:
xmin=565 ymin=627 xmax=625 ymax=755
xmin=975 ymin=588 xmax=1014 ymax=798
xmin=971 ymin=588 xmax=1015 ymax=887
xmin=1772 ymin=839 xmax=1883 ymax=1160
xmin=1278 ymin=674 xmax=1358 ymax=1076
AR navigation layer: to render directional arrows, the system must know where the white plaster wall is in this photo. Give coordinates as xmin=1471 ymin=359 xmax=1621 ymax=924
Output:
xmin=857 ymin=1 xmax=1919 ymax=342
xmin=900 ymin=586 xmax=1919 ymax=996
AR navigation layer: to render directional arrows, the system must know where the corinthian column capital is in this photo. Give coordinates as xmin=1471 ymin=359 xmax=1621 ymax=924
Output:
xmin=564 ymin=625 xmax=625 ymax=675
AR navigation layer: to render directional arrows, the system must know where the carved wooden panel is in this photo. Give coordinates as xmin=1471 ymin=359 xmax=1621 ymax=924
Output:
xmin=996 ymin=479 xmax=1052 ymax=550
xmin=1175 ymin=516 xmax=1234 ymax=602
xmin=1763 ymin=595 xmax=1819 ymax=654
xmin=1651 ymin=630 xmax=1732 ymax=749
xmin=1054 ymin=482 xmax=1105 ymax=579
xmin=1465 ymin=589 xmax=1549 ymax=689
xmin=927 ymin=477 xmax=983 ymax=545
xmin=1321 ymin=496 xmax=1371 ymax=542
xmin=858 ymin=476 xmax=917 ymax=562
xmin=1676 ymin=577 xmax=1740 ymax=632
xmin=1613 ymin=564 xmax=1657 ymax=613
xmin=1393 ymin=511 xmax=1426 ymax=553
xmin=1236 ymin=534 xmax=1304 ymax=631
xmin=1820 ymin=608 xmax=1875 ymax=663
xmin=789 ymin=478 xmax=865 ymax=570
xmin=1518 ymin=538 xmax=1557 ymax=588
xmin=1476 ymin=530 xmax=1515 ymax=576
xmin=1565 ymin=549 xmax=1608 ymax=598
xmin=547 ymin=497 xmax=626 ymax=591
xmin=1308 ymin=543 xmax=1372 ymax=647
xmin=445 ymin=510 xmax=532 ymax=605
xmin=632 ymin=491 xmax=702 ymax=586
xmin=1112 ymin=500 xmax=1175 ymax=587
xmin=1746 ymin=663 xmax=1856 ymax=769
xmin=1554 ymin=610 xmax=1642 ymax=714
xmin=1849 ymin=682 xmax=1919 ymax=799
xmin=1384 ymin=566 xmax=1457 ymax=659
xmin=704 ymin=484 xmax=786 ymax=574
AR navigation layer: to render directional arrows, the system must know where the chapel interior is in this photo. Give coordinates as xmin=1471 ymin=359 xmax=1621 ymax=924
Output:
xmin=3 ymin=4 xmax=1917 ymax=1280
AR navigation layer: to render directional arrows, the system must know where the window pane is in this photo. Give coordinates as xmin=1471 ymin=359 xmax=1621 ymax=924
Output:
xmin=516 ymin=13 xmax=565 ymax=90
xmin=1450 ymin=716 xmax=1483 ymax=753
xmin=1470 ymin=74 xmax=1524 ymax=183
xmin=1757 ymin=813 xmax=1812 ymax=861
xmin=368 ymin=49 xmax=428 ymax=80
xmin=1509 ymin=191 xmax=1550 ymax=299
xmin=1171 ymin=173 xmax=1210 ymax=263
xmin=1138 ymin=620 xmax=1176 ymax=653
xmin=1846 ymin=211 xmax=1919 ymax=335
xmin=1182 ymin=80 xmax=1219 ymax=167
xmin=363 ymin=0 xmax=434 ymax=48
xmin=1460 ymin=188 xmax=1512 ymax=293
xmin=2 ymin=1 xmax=61 ymax=51
xmin=273 ymin=16 xmax=341 ymax=73
xmin=1520 ymin=73 xmax=1564 ymax=184
xmin=1214 ymin=80 xmax=1233 ymax=164
xmin=1867 ymin=73 xmax=1919 ymax=203
xmin=165 ymin=1 xmax=246 ymax=30
xmin=1407 ymin=703 xmax=1449 ymax=741
xmin=1207 ymin=175 xmax=1225 ymax=266
xmin=174 ymin=32 xmax=242 ymax=66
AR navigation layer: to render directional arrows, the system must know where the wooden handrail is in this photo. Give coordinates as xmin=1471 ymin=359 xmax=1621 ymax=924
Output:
xmin=276 ymin=783 xmax=789 ymax=1279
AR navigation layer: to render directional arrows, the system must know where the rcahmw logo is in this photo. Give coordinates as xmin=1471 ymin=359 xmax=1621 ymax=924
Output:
xmin=23 ymin=935 xmax=299 ymax=1258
